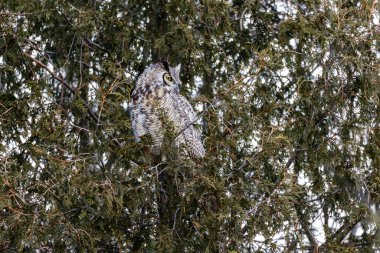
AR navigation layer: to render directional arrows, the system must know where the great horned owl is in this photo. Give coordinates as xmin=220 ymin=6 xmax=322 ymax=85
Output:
xmin=129 ymin=61 xmax=205 ymax=158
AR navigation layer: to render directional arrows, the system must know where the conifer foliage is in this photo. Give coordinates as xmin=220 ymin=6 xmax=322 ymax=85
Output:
xmin=1 ymin=0 xmax=379 ymax=252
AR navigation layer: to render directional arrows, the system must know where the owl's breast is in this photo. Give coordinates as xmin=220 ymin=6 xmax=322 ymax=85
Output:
xmin=150 ymin=86 xmax=171 ymax=99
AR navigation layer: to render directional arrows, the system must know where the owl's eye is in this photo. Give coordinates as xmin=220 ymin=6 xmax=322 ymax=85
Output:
xmin=163 ymin=73 xmax=173 ymax=84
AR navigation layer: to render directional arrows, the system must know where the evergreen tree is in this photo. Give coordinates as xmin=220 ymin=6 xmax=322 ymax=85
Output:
xmin=0 ymin=0 xmax=379 ymax=252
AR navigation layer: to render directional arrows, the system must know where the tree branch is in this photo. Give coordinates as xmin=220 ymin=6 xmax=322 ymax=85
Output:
xmin=295 ymin=201 xmax=319 ymax=249
xmin=22 ymin=51 xmax=100 ymax=124
xmin=329 ymin=213 xmax=363 ymax=243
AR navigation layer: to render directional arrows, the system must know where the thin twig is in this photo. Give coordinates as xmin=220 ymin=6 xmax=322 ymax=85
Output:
xmin=0 ymin=107 xmax=13 ymax=119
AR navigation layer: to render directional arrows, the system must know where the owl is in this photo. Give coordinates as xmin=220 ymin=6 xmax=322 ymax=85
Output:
xmin=129 ymin=61 xmax=205 ymax=159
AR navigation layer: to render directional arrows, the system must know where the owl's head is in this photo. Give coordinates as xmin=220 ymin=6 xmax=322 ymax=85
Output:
xmin=161 ymin=61 xmax=181 ymax=89
xmin=136 ymin=61 xmax=181 ymax=93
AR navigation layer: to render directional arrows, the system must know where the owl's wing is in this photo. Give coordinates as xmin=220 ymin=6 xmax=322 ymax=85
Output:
xmin=162 ymin=93 xmax=205 ymax=158
xmin=177 ymin=95 xmax=199 ymax=124
xmin=162 ymin=94 xmax=198 ymax=131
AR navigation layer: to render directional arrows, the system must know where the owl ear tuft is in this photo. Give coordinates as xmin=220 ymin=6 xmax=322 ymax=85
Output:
xmin=172 ymin=64 xmax=181 ymax=82
xmin=162 ymin=60 xmax=170 ymax=72
xmin=174 ymin=64 xmax=181 ymax=73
